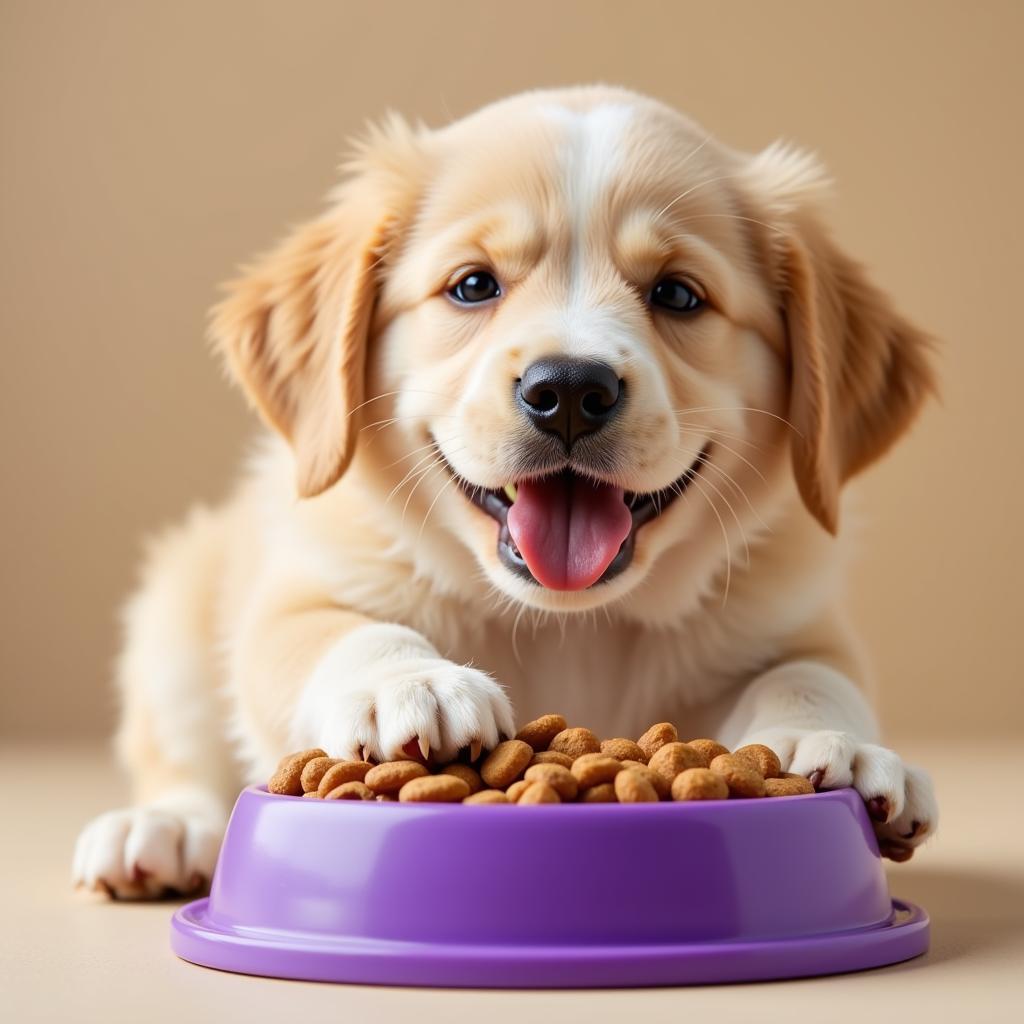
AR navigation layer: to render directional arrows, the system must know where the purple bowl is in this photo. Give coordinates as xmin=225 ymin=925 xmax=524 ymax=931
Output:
xmin=171 ymin=785 xmax=928 ymax=987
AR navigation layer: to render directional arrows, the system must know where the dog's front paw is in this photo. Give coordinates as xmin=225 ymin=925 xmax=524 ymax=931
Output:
xmin=72 ymin=799 xmax=223 ymax=899
xmin=743 ymin=729 xmax=938 ymax=861
xmin=297 ymin=627 xmax=515 ymax=763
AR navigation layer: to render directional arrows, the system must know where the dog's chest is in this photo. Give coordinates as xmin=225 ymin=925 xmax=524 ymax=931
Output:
xmin=432 ymin=612 xmax=769 ymax=738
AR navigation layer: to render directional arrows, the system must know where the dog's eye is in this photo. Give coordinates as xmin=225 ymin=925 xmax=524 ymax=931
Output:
xmin=650 ymin=278 xmax=704 ymax=314
xmin=449 ymin=270 xmax=501 ymax=304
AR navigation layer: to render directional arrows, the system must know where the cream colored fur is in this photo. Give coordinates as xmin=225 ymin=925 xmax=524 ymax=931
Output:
xmin=73 ymin=87 xmax=937 ymax=898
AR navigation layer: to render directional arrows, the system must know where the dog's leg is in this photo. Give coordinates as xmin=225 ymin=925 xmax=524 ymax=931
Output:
xmin=73 ymin=510 xmax=237 ymax=898
xmin=718 ymin=659 xmax=938 ymax=859
xmin=229 ymin=585 xmax=515 ymax=779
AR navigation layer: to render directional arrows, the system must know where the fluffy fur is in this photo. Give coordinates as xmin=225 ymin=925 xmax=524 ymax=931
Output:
xmin=73 ymin=87 xmax=937 ymax=898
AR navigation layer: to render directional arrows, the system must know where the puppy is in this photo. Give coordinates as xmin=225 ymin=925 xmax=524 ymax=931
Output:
xmin=74 ymin=86 xmax=937 ymax=897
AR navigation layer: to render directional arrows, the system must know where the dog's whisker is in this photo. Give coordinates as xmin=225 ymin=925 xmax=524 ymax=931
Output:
xmin=674 ymin=423 xmax=768 ymax=483
xmin=673 ymin=420 xmax=765 ymax=451
xmin=689 ymin=474 xmax=733 ymax=607
xmin=386 ymin=449 xmax=447 ymax=505
xmin=416 ymin=471 xmax=459 ymax=544
xmin=673 ymin=405 xmax=802 ymax=437
xmin=653 ymin=173 xmax=741 ymax=221
xmin=665 ymin=214 xmax=793 ymax=239
xmin=691 ymin=454 xmax=772 ymax=535
xmin=689 ymin=461 xmax=751 ymax=566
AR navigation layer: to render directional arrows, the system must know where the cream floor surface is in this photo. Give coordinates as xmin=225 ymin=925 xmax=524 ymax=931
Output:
xmin=3 ymin=739 xmax=1021 ymax=1022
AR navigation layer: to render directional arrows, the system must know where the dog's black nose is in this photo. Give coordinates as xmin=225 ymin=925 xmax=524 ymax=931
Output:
xmin=517 ymin=357 xmax=623 ymax=448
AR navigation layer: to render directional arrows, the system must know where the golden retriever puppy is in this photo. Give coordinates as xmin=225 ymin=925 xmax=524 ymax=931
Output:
xmin=74 ymin=86 xmax=937 ymax=897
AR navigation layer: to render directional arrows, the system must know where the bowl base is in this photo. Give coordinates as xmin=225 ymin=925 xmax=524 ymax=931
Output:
xmin=171 ymin=898 xmax=929 ymax=988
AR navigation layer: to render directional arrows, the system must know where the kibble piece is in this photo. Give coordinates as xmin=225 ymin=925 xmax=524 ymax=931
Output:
xmin=615 ymin=769 xmax=659 ymax=803
xmin=571 ymin=753 xmax=623 ymax=789
xmin=439 ymin=763 xmax=484 ymax=794
xmin=548 ymin=727 xmax=602 ymax=759
xmin=398 ymin=775 xmax=471 ymax=803
xmin=765 ymin=775 xmax=815 ymax=797
xmin=600 ymin=738 xmax=647 ymax=763
xmin=648 ymin=742 xmax=703 ymax=784
xmin=364 ymin=760 xmax=430 ymax=796
xmin=686 ymin=739 xmax=731 ymax=768
xmin=710 ymin=754 xmax=766 ymax=798
xmin=672 ymin=768 xmax=729 ymax=801
xmin=734 ymin=744 xmax=782 ymax=780
xmin=463 ymin=789 xmax=511 ymax=805
xmin=268 ymin=748 xmax=329 ymax=796
xmin=515 ymin=714 xmax=568 ymax=751
xmin=480 ymin=739 xmax=534 ymax=788
xmin=524 ymin=763 xmax=579 ymax=800
xmin=518 ymin=781 xmax=560 ymax=804
xmin=317 ymin=760 xmax=375 ymax=797
xmin=579 ymin=782 xmax=618 ymax=803
xmin=300 ymin=756 xmax=341 ymax=793
xmin=620 ymin=760 xmax=671 ymax=799
xmin=637 ymin=722 xmax=678 ymax=760
xmin=505 ymin=779 xmax=534 ymax=803
xmin=529 ymin=750 xmax=574 ymax=770
xmin=323 ymin=780 xmax=375 ymax=801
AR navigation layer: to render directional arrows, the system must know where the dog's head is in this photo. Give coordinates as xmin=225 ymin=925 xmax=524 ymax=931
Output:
xmin=213 ymin=87 xmax=933 ymax=614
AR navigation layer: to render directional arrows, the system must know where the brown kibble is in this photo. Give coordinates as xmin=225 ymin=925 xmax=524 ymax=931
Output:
xmin=323 ymin=780 xmax=374 ymax=801
xmin=398 ymin=775 xmax=471 ymax=803
xmin=514 ymin=714 xmax=568 ymax=751
xmin=268 ymin=748 xmax=329 ymax=796
xmin=579 ymin=782 xmax=618 ymax=803
xmin=529 ymin=750 xmax=574 ymax=769
xmin=734 ymin=744 xmax=782 ymax=779
xmin=548 ymin=727 xmax=602 ymax=759
xmin=686 ymin=739 xmax=731 ymax=768
xmin=439 ymin=763 xmax=484 ymax=794
xmin=300 ymin=756 xmax=341 ymax=792
xmin=505 ymin=779 xmax=534 ymax=803
xmin=302 ymin=790 xmax=321 ymax=798
xmin=524 ymin=763 xmax=579 ymax=800
xmin=620 ymin=760 xmax=671 ymax=799
xmin=571 ymin=753 xmax=623 ymax=789
xmin=637 ymin=722 xmax=678 ymax=760
xmin=316 ymin=760 xmax=375 ymax=797
xmin=648 ymin=742 xmax=703 ymax=783
xmin=672 ymin=768 xmax=729 ymax=801
xmin=518 ymin=781 xmax=560 ymax=804
xmin=600 ymin=738 xmax=647 ymax=763
xmin=765 ymin=775 xmax=815 ymax=797
xmin=463 ymin=789 xmax=511 ymax=805
xmin=710 ymin=754 xmax=766 ymax=798
xmin=364 ymin=760 xmax=430 ymax=795
xmin=480 ymin=739 xmax=533 ymax=788
xmin=615 ymin=769 xmax=659 ymax=803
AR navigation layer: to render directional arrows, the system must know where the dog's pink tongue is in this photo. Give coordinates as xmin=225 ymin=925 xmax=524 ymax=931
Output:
xmin=507 ymin=475 xmax=632 ymax=591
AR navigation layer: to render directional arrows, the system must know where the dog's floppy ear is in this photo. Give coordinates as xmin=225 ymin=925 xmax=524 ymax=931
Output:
xmin=743 ymin=143 xmax=936 ymax=533
xmin=211 ymin=116 xmax=423 ymax=498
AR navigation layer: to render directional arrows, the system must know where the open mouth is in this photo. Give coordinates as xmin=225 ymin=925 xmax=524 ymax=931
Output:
xmin=445 ymin=444 xmax=712 ymax=591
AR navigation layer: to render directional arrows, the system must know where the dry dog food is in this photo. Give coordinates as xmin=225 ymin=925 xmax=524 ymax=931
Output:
xmin=270 ymin=714 xmax=829 ymax=809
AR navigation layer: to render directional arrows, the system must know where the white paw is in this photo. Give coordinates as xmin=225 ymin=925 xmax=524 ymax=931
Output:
xmin=297 ymin=627 xmax=515 ymax=763
xmin=72 ymin=802 xmax=223 ymax=899
xmin=743 ymin=729 xmax=938 ymax=860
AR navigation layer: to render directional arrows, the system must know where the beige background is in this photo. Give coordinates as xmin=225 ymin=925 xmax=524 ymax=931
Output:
xmin=1 ymin=0 xmax=1021 ymax=742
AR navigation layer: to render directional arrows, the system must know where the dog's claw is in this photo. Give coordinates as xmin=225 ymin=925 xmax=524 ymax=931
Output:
xmin=418 ymin=735 xmax=431 ymax=760
xmin=866 ymin=796 xmax=890 ymax=823
xmin=808 ymin=768 xmax=825 ymax=790
xmin=469 ymin=739 xmax=482 ymax=763
xmin=361 ymin=746 xmax=373 ymax=764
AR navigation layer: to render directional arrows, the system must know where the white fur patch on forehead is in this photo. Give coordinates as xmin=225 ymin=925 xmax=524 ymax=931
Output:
xmin=540 ymin=102 xmax=634 ymax=310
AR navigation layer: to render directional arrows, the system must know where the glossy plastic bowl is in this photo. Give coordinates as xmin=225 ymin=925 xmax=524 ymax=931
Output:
xmin=171 ymin=785 xmax=928 ymax=987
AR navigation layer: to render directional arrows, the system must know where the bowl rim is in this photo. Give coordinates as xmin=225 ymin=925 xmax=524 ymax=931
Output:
xmin=252 ymin=782 xmax=840 ymax=812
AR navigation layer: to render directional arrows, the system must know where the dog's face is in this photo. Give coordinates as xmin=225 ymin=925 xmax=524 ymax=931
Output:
xmin=215 ymin=88 xmax=933 ymax=615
